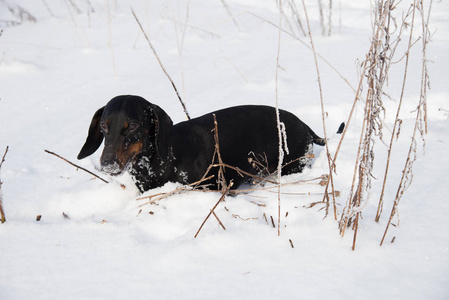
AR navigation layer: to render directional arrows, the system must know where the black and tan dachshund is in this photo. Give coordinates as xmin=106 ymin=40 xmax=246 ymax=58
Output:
xmin=78 ymin=95 xmax=325 ymax=193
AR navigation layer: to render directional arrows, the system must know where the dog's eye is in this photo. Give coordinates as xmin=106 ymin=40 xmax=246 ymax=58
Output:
xmin=100 ymin=122 xmax=109 ymax=134
xmin=128 ymin=123 xmax=138 ymax=132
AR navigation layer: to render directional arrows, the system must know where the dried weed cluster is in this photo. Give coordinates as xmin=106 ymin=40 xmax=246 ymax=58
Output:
xmin=320 ymin=0 xmax=432 ymax=249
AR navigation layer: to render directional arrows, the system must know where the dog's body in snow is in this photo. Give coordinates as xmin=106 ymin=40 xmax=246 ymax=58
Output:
xmin=78 ymin=95 xmax=325 ymax=193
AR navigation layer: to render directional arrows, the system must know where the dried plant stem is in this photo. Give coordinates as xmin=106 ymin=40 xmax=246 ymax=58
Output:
xmin=131 ymin=7 xmax=191 ymax=120
xmin=380 ymin=105 xmax=422 ymax=245
xmin=275 ymin=0 xmax=284 ymax=237
xmin=340 ymin=89 xmax=370 ymax=237
xmin=212 ymin=114 xmax=228 ymax=191
xmin=212 ymin=210 xmax=226 ymax=231
xmin=44 ymin=150 xmax=109 ymax=184
xmin=338 ymin=0 xmax=398 ymax=249
xmin=322 ymin=61 xmax=367 ymax=216
xmin=380 ymin=0 xmax=431 ymax=245
xmin=220 ymin=0 xmax=240 ymax=31
xmin=351 ymin=212 xmax=360 ymax=251
xmin=419 ymin=0 xmax=432 ymax=135
xmin=317 ymin=0 xmax=326 ymax=35
xmin=301 ymin=0 xmax=336 ymax=219
xmin=375 ymin=3 xmax=417 ymax=222
xmin=420 ymin=0 xmax=432 ymax=134
xmin=0 ymin=146 xmax=9 ymax=223
xmin=194 ymin=182 xmax=232 ymax=238
xmin=287 ymin=0 xmax=306 ymax=36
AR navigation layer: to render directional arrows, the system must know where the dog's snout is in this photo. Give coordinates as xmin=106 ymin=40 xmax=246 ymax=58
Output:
xmin=100 ymin=153 xmax=123 ymax=175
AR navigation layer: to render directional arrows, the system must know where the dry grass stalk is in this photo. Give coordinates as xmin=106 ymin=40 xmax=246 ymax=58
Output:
xmin=274 ymin=0 xmax=284 ymax=237
xmin=0 ymin=0 xmax=36 ymax=26
xmin=232 ymin=214 xmax=258 ymax=221
xmin=220 ymin=0 xmax=240 ymax=31
xmin=131 ymin=7 xmax=191 ymax=120
xmin=212 ymin=210 xmax=226 ymax=231
xmin=301 ymin=0 xmax=337 ymax=220
xmin=335 ymin=0 xmax=431 ymax=250
xmin=212 ymin=114 xmax=228 ymax=191
xmin=44 ymin=149 xmax=109 ymax=184
xmin=317 ymin=0 xmax=333 ymax=36
xmin=380 ymin=0 xmax=432 ymax=246
xmin=317 ymin=0 xmax=326 ymax=35
xmin=286 ymin=0 xmax=306 ymax=37
xmin=0 ymin=146 xmax=9 ymax=223
xmin=375 ymin=4 xmax=418 ymax=222
xmin=194 ymin=182 xmax=232 ymax=238
xmin=338 ymin=0 xmax=396 ymax=249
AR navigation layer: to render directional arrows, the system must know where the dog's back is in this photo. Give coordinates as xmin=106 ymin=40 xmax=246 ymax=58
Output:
xmin=170 ymin=105 xmax=323 ymax=188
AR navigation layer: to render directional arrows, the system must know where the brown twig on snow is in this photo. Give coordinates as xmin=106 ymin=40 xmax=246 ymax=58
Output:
xmin=194 ymin=182 xmax=233 ymax=238
xmin=301 ymin=0 xmax=337 ymax=220
xmin=212 ymin=114 xmax=228 ymax=191
xmin=0 ymin=146 xmax=9 ymax=223
xmin=289 ymin=239 xmax=294 ymax=248
xmin=131 ymin=7 xmax=191 ymax=120
xmin=44 ymin=150 xmax=109 ymax=184
xmin=275 ymin=0 xmax=285 ymax=237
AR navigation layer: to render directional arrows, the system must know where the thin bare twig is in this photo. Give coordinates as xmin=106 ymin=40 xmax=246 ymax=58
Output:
xmin=0 ymin=146 xmax=9 ymax=223
xmin=220 ymin=0 xmax=240 ymax=31
xmin=194 ymin=182 xmax=233 ymax=238
xmin=131 ymin=7 xmax=191 ymax=120
xmin=301 ymin=0 xmax=336 ymax=219
xmin=275 ymin=0 xmax=284 ymax=237
xmin=44 ymin=150 xmax=109 ymax=184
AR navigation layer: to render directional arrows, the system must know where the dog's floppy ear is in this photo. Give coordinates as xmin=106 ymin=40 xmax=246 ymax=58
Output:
xmin=147 ymin=104 xmax=173 ymax=159
xmin=77 ymin=107 xmax=105 ymax=160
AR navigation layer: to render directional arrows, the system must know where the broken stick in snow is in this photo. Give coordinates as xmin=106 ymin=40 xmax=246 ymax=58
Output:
xmin=0 ymin=146 xmax=9 ymax=223
xmin=44 ymin=150 xmax=109 ymax=184
xmin=131 ymin=7 xmax=191 ymax=120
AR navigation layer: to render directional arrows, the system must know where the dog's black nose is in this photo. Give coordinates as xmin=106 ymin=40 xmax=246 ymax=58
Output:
xmin=100 ymin=150 xmax=124 ymax=175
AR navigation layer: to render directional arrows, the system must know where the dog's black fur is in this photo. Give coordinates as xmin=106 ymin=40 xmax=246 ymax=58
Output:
xmin=78 ymin=95 xmax=325 ymax=193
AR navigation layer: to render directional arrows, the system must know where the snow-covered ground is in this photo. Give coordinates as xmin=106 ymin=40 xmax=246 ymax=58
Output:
xmin=0 ymin=0 xmax=448 ymax=299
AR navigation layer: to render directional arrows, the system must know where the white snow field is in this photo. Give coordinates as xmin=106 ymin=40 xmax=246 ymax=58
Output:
xmin=0 ymin=0 xmax=448 ymax=299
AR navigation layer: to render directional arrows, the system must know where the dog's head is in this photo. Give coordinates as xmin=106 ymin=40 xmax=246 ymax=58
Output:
xmin=77 ymin=95 xmax=173 ymax=175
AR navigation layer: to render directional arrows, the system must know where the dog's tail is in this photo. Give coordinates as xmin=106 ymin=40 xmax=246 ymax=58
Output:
xmin=309 ymin=129 xmax=326 ymax=146
xmin=310 ymin=122 xmax=345 ymax=146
